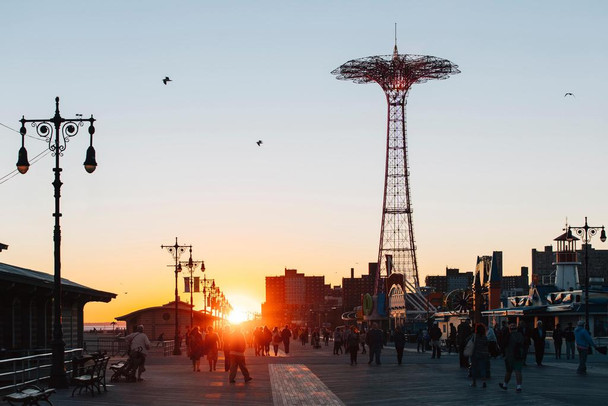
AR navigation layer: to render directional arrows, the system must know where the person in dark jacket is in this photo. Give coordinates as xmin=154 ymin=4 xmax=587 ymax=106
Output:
xmin=470 ymin=323 xmax=489 ymax=388
xmin=429 ymin=322 xmax=443 ymax=359
xmin=499 ymin=320 xmax=510 ymax=357
xmin=366 ymin=323 xmax=384 ymax=365
xmin=222 ymin=325 xmax=232 ymax=371
xmin=531 ymin=320 xmax=546 ymax=366
xmin=564 ymin=322 xmax=575 ymax=359
xmin=499 ymin=322 xmax=524 ymax=392
xmin=281 ymin=325 xmax=292 ymax=354
xmin=187 ymin=326 xmax=204 ymax=372
xmin=457 ymin=319 xmax=472 ymax=368
xmin=394 ymin=326 xmax=406 ymax=365
xmin=553 ymin=323 xmax=563 ymax=359
xmin=347 ymin=326 xmax=360 ymax=365
xmin=517 ymin=321 xmax=531 ymax=366
xmin=447 ymin=323 xmax=458 ymax=354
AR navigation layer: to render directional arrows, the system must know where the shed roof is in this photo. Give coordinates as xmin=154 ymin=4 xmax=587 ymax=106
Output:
xmin=0 ymin=261 xmax=116 ymax=302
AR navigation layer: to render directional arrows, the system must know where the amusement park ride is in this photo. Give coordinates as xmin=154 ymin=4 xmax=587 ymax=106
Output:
xmin=333 ymin=34 xmax=459 ymax=324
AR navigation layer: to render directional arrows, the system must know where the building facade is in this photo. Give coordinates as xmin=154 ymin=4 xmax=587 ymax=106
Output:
xmin=262 ymin=268 xmax=329 ymax=328
xmin=341 ymin=263 xmax=377 ymax=312
xmin=1 ymin=262 xmax=116 ymax=357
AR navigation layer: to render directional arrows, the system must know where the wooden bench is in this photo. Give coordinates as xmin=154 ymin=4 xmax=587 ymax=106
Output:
xmin=2 ymin=384 xmax=55 ymax=406
xmin=71 ymin=356 xmax=109 ymax=397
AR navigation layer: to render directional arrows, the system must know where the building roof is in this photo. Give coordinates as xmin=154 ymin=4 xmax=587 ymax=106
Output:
xmin=554 ymin=230 xmax=579 ymax=241
xmin=116 ymin=300 xmax=212 ymax=321
xmin=0 ymin=261 xmax=116 ymax=302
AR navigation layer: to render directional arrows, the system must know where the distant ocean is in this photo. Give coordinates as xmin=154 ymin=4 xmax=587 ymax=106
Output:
xmin=84 ymin=321 xmax=126 ymax=332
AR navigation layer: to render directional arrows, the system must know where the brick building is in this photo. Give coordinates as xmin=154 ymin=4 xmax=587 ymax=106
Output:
xmin=341 ymin=263 xmax=377 ymax=312
xmin=425 ymin=267 xmax=474 ymax=295
xmin=261 ymin=268 xmax=328 ymax=327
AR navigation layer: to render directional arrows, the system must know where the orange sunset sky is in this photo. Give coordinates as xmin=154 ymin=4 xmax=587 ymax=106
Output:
xmin=1 ymin=1 xmax=607 ymax=323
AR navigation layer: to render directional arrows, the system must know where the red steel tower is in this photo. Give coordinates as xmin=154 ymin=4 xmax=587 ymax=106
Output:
xmin=332 ymin=41 xmax=459 ymax=312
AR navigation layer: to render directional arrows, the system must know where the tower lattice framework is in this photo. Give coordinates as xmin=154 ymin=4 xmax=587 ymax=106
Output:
xmin=332 ymin=44 xmax=459 ymax=311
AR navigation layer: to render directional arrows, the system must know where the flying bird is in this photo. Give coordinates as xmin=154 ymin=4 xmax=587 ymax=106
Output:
xmin=163 ymin=76 xmax=172 ymax=85
xmin=256 ymin=140 xmax=263 ymax=146
xmin=564 ymin=92 xmax=575 ymax=98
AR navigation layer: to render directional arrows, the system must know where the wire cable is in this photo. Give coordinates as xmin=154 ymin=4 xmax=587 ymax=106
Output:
xmin=1 ymin=121 xmax=47 ymax=141
xmin=0 ymin=121 xmax=50 ymax=185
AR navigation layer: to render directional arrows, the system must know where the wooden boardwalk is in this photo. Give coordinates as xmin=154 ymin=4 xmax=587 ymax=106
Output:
xmin=44 ymin=342 xmax=608 ymax=405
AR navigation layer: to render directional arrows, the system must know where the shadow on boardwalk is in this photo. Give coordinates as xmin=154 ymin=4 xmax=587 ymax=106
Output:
xmin=49 ymin=342 xmax=608 ymax=405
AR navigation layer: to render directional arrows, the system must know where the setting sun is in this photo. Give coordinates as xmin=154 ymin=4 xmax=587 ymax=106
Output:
xmin=228 ymin=308 xmax=248 ymax=325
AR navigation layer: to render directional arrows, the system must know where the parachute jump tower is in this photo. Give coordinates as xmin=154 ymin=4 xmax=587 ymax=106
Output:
xmin=332 ymin=40 xmax=459 ymax=315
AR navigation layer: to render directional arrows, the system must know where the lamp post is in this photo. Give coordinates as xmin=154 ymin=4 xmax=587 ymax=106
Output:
xmin=16 ymin=97 xmax=97 ymax=388
xmin=161 ymin=237 xmax=192 ymax=355
xmin=201 ymin=275 xmax=214 ymax=318
xmin=569 ymin=217 xmax=606 ymax=331
xmin=179 ymin=247 xmax=204 ymax=328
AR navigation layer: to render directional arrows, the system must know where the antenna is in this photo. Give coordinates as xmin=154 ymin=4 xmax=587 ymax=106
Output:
xmin=394 ymin=23 xmax=397 ymax=46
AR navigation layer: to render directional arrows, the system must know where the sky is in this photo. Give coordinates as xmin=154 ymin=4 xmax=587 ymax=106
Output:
xmin=1 ymin=1 xmax=607 ymax=322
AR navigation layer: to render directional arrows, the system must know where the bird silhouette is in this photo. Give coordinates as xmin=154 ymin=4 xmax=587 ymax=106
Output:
xmin=163 ymin=76 xmax=172 ymax=85
xmin=256 ymin=140 xmax=263 ymax=146
xmin=564 ymin=92 xmax=575 ymax=97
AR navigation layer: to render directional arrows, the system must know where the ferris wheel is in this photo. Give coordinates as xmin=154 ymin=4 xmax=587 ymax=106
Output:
xmin=444 ymin=289 xmax=473 ymax=313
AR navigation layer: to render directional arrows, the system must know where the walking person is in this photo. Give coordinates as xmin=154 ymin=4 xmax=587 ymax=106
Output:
xmin=125 ymin=324 xmax=151 ymax=382
xmin=222 ymin=326 xmax=232 ymax=372
xmin=499 ymin=321 xmax=510 ymax=357
xmin=499 ymin=322 xmax=525 ymax=392
xmin=229 ymin=326 xmax=252 ymax=383
xmin=457 ymin=319 xmax=472 ymax=368
xmin=205 ymin=326 xmax=219 ymax=371
xmin=281 ymin=325 xmax=292 ymax=354
xmin=271 ymin=327 xmax=281 ymax=356
xmin=447 ymin=323 xmax=458 ymax=354
xmin=470 ymin=323 xmax=489 ymax=388
xmin=553 ymin=323 xmax=563 ymax=359
xmin=333 ymin=328 xmax=343 ymax=355
xmin=263 ymin=326 xmax=272 ymax=355
xmin=360 ymin=329 xmax=367 ymax=354
xmin=300 ymin=327 xmax=309 ymax=347
xmin=517 ymin=320 xmax=531 ymax=366
xmin=487 ymin=325 xmax=499 ymax=358
xmin=429 ymin=322 xmax=442 ymax=359
xmin=564 ymin=322 xmax=576 ymax=360
xmin=416 ymin=329 xmax=425 ymax=353
xmin=531 ymin=320 xmax=546 ymax=366
xmin=253 ymin=327 xmax=263 ymax=356
xmin=394 ymin=326 xmax=406 ymax=365
xmin=574 ymin=320 xmax=598 ymax=375
xmin=366 ymin=323 xmax=384 ymax=365
xmin=347 ymin=326 xmax=360 ymax=365
xmin=188 ymin=326 xmax=204 ymax=372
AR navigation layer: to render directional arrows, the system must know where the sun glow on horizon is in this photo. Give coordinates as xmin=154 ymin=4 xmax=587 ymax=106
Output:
xmin=228 ymin=308 xmax=248 ymax=325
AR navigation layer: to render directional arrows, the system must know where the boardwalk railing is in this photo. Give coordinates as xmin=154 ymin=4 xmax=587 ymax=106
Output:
xmin=84 ymin=336 xmax=128 ymax=356
xmin=83 ymin=337 xmax=175 ymax=357
xmin=0 ymin=348 xmax=83 ymax=395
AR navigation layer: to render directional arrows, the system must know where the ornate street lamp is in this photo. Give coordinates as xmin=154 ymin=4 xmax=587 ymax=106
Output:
xmin=16 ymin=97 xmax=97 ymax=388
xmin=179 ymin=248 xmax=204 ymax=328
xmin=161 ymin=237 xmax=191 ymax=355
xmin=569 ymin=217 xmax=606 ymax=331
